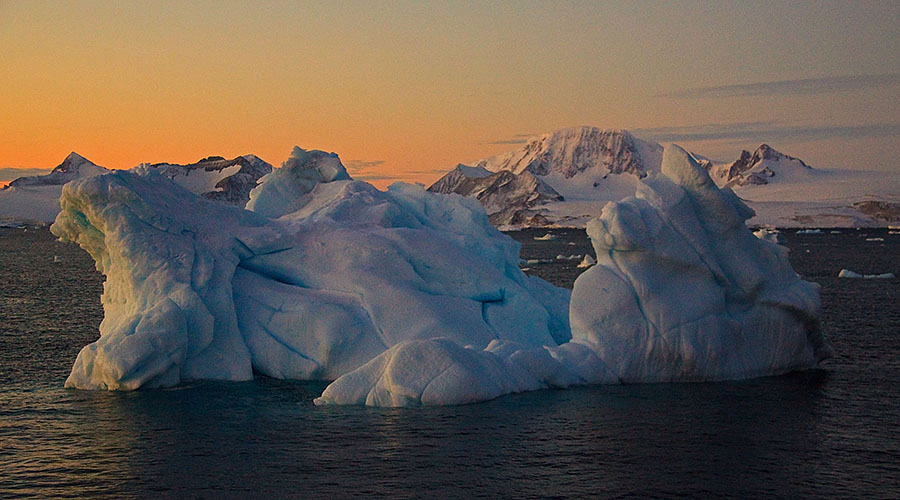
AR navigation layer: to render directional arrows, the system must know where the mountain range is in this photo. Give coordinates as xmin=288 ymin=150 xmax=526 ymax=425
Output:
xmin=429 ymin=126 xmax=900 ymax=228
xmin=2 ymin=129 xmax=898 ymax=228
xmin=0 ymin=153 xmax=272 ymax=223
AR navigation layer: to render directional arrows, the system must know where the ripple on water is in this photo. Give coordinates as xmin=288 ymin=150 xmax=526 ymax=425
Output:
xmin=1 ymin=227 xmax=898 ymax=498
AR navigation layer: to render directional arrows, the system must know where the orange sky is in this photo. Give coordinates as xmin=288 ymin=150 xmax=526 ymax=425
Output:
xmin=2 ymin=1 xmax=898 ymax=189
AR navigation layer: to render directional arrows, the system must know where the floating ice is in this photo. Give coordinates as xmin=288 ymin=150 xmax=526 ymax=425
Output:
xmin=52 ymin=144 xmax=831 ymax=406
xmin=753 ymin=227 xmax=782 ymax=244
xmin=796 ymin=229 xmax=823 ymax=234
xmin=533 ymin=233 xmax=558 ymax=241
xmin=838 ymin=269 xmax=895 ymax=279
xmin=576 ymin=254 xmax=595 ymax=268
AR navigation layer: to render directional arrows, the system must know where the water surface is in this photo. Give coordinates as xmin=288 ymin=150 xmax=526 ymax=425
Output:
xmin=1 ymin=227 xmax=898 ymax=498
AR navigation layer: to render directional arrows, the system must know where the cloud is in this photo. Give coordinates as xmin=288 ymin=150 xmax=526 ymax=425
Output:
xmin=486 ymin=133 xmax=536 ymax=145
xmin=343 ymin=159 xmax=404 ymax=182
xmin=0 ymin=167 xmax=51 ymax=182
xmin=345 ymin=159 xmax=385 ymax=176
xmin=632 ymin=121 xmax=900 ymax=143
xmin=657 ymin=74 xmax=900 ymax=99
xmin=344 ymin=160 xmax=385 ymax=171
xmin=405 ymin=168 xmax=454 ymax=175
xmin=488 ymin=138 xmax=529 ymax=145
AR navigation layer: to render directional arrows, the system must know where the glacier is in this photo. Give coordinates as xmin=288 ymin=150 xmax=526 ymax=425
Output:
xmin=50 ymin=144 xmax=831 ymax=406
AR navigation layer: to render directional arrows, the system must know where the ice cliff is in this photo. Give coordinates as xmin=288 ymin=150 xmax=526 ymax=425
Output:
xmin=568 ymin=146 xmax=832 ymax=382
xmin=51 ymin=145 xmax=831 ymax=405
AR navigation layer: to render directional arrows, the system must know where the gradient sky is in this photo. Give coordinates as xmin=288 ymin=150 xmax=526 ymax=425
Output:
xmin=2 ymin=0 xmax=898 ymax=188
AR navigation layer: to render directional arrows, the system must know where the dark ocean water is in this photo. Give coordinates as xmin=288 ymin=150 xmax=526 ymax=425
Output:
xmin=1 ymin=227 xmax=898 ymax=499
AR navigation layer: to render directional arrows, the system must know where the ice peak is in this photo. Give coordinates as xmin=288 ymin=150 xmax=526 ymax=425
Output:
xmin=282 ymin=147 xmax=351 ymax=181
xmin=64 ymin=151 xmax=87 ymax=162
xmin=245 ymin=146 xmax=352 ymax=218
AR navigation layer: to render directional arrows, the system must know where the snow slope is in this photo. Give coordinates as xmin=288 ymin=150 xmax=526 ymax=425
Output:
xmin=0 ymin=153 xmax=109 ymax=223
xmin=51 ymin=144 xmax=829 ymax=406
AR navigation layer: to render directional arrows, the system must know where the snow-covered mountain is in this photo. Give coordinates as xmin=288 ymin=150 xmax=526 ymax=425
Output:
xmin=429 ymin=164 xmax=563 ymax=226
xmin=141 ymin=155 xmax=273 ymax=206
xmin=0 ymin=152 xmax=109 ymax=223
xmin=6 ymin=152 xmax=109 ymax=189
xmin=429 ymin=127 xmax=664 ymax=226
xmin=708 ymin=144 xmax=813 ymax=188
xmin=0 ymin=153 xmax=273 ymax=223
xmin=430 ymin=128 xmax=900 ymax=228
xmin=476 ymin=127 xmax=661 ymax=178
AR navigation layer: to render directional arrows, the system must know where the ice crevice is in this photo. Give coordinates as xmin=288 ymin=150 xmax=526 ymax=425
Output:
xmin=50 ymin=145 xmax=831 ymax=406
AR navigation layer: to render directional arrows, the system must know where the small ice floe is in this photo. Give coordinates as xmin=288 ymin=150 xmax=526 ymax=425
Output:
xmin=889 ymin=231 xmax=900 ymax=235
xmin=865 ymin=238 xmax=885 ymax=242
xmin=796 ymin=229 xmax=823 ymax=234
xmin=830 ymin=230 xmax=841 ymax=234
xmin=753 ymin=228 xmax=782 ymax=244
xmin=838 ymin=269 xmax=895 ymax=279
xmin=555 ymin=254 xmax=582 ymax=261
xmin=576 ymin=254 xmax=595 ymax=268
xmin=53 ymin=255 xmax=61 ymax=263
xmin=533 ymin=233 xmax=558 ymax=241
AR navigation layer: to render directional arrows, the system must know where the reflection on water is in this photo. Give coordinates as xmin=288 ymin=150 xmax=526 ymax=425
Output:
xmin=1 ymin=227 xmax=898 ymax=498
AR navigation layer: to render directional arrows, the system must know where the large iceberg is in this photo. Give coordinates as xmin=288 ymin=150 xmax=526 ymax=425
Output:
xmin=51 ymin=148 xmax=570 ymax=391
xmin=51 ymin=144 xmax=831 ymax=405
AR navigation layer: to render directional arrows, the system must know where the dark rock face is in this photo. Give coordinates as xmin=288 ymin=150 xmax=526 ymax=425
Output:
xmin=428 ymin=165 xmax=563 ymax=226
xmin=428 ymin=127 xmax=660 ymax=227
xmin=148 ymin=155 xmax=273 ymax=206
xmin=427 ymin=164 xmax=491 ymax=195
xmin=476 ymin=127 xmax=651 ymax=179
xmin=853 ymin=201 xmax=900 ymax=223
xmin=718 ymin=144 xmax=811 ymax=187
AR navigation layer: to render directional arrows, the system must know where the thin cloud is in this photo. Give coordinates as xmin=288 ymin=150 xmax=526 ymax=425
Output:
xmin=486 ymin=133 xmax=536 ymax=145
xmin=657 ymin=74 xmax=900 ymax=98
xmin=344 ymin=159 xmax=402 ymax=182
xmin=633 ymin=122 xmax=900 ymax=143
xmin=345 ymin=160 xmax=385 ymax=170
xmin=405 ymin=168 xmax=453 ymax=175
xmin=0 ymin=167 xmax=51 ymax=182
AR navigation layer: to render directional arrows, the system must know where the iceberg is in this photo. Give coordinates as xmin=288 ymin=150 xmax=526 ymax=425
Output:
xmin=51 ymin=144 xmax=831 ymax=406
xmin=51 ymin=148 xmax=569 ymax=391
xmin=569 ymin=146 xmax=831 ymax=382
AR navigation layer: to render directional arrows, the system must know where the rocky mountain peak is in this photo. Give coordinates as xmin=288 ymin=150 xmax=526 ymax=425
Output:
xmin=476 ymin=126 xmax=659 ymax=179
